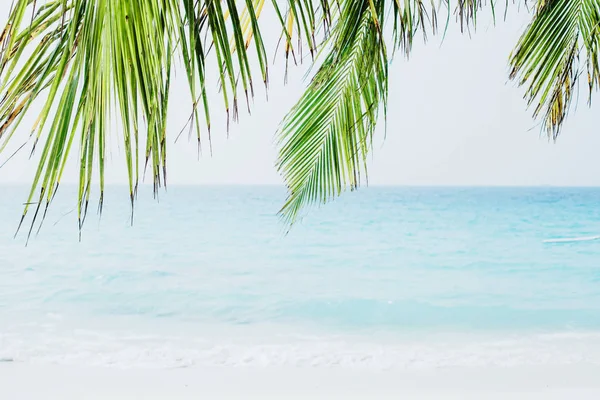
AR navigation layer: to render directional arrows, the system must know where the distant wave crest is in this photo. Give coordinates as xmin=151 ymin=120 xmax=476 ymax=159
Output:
xmin=543 ymin=236 xmax=600 ymax=244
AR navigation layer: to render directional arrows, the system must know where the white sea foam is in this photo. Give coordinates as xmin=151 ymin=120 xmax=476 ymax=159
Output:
xmin=2 ymin=327 xmax=600 ymax=370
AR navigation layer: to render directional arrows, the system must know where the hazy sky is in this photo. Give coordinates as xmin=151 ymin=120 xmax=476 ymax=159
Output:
xmin=1 ymin=5 xmax=599 ymax=187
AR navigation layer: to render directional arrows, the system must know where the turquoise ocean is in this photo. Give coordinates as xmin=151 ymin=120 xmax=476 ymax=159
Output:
xmin=1 ymin=186 xmax=600 ymax=369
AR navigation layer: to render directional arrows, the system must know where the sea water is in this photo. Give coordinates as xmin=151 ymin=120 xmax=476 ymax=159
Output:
xmin=1 ymin=185 xmax=600 ymax=369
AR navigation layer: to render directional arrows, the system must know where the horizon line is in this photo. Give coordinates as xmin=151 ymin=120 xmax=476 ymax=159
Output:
xmin=2 ymin=183 xmax=600 ymax=188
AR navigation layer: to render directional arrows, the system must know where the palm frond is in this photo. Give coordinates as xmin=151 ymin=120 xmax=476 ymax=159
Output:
xmin=509 ymin=0 xmax=600 ymax=140
xmin=1 ymin=0 xmax=181 ymax=242
xmin=0 ymin=0 xmax=272 ymax=240
xmin=275 ymin=0 xmax=486 ymax=224
xmin=276 ymin=0 xmax=388 ymax=225
xmin=390 ymin=0 xmax=439 ymax=56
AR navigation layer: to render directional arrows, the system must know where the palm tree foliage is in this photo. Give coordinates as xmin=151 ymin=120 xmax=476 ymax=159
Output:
xmin=510 ymin=0 xmax=600 ymax=140
xmin=0 ymin=0 xmax=598 ymax=239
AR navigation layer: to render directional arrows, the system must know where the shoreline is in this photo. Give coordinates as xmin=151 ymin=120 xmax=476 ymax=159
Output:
xmin=2 ymin=363 xmax=600 ymax=399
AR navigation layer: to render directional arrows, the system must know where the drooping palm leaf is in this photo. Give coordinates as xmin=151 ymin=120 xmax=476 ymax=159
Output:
xmin=276 ymin=0 xmax=389 ymax=224
xmin=275 ymin=0 xmax=491 ymax=223
xmin=0 ymin=0 xmax=271 ymax=241
xmin=509 ymin=0 xmax=600 ymax=140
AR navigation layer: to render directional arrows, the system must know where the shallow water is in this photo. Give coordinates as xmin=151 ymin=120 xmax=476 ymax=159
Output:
xmin=1 ymin=185 xmax=600 ymax=369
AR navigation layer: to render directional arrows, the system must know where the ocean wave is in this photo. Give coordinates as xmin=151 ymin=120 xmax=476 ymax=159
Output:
xmin=543 ymin=236 xmax=600 ymax=244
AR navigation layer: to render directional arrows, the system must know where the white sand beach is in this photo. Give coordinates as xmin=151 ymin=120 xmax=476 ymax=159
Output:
xmin=2 ymin=364 xmax=600 ymax=399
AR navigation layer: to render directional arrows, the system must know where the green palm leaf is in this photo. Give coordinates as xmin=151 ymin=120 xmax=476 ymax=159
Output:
xmin=0 ymin=0 xmax=271 ymax=241
xmin=510 ymin=0 xmax=600 ymax=139
xmin=276 ymin=0 xmax=388 ymax=224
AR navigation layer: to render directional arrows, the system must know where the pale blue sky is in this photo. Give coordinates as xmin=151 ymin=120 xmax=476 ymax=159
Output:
xmin=1 ymin=5 xmax=599 ymax=187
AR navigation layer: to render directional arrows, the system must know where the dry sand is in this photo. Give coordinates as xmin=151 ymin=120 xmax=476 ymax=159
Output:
xmin=2 ymin=363 xmax=600 ymax=399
